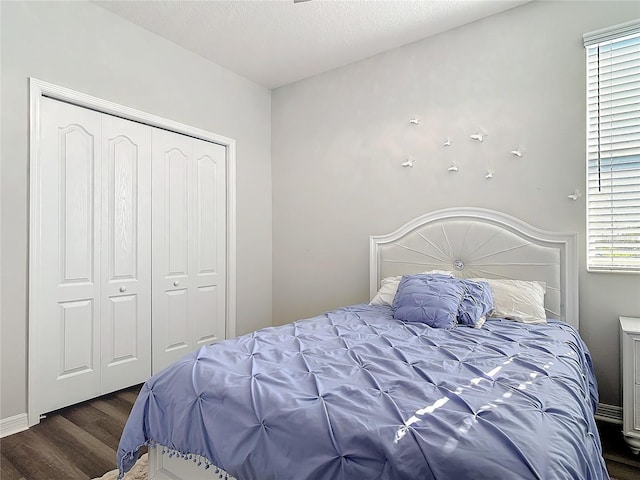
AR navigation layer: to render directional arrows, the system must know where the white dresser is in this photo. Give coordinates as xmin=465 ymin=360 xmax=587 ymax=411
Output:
xmin=620 ymin=316 xmax=640 ymax=454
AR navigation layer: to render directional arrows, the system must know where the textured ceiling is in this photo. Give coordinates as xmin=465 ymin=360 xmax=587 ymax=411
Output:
xmin=95 ymin=0 xmax=532 ymax=89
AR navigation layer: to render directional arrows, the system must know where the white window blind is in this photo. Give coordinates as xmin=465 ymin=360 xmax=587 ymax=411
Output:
xmin=585 ymin=21 xmax=640 ymax=272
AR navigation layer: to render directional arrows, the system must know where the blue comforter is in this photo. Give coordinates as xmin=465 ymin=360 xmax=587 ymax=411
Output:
xmin=117 ymin=304 xmax=608 ymax=479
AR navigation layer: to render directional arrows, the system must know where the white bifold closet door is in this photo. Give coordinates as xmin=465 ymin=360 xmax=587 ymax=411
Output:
xmin=35 ymin=97 xmax=226 ymax=416
xmin=151 ymin=129 xmax=226 ymax=373
xmin=38 ymin=97 xmax=152 ymax=414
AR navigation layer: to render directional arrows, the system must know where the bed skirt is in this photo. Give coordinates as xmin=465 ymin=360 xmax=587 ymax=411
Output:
xmin=148 ymin=444 xmax=237 ymax=480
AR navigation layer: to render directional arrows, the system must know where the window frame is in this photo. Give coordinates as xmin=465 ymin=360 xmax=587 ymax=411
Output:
xmin=584 ymin=20 xmax=640 ymax=273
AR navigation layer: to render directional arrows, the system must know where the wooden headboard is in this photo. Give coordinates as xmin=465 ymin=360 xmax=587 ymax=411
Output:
xmin=370 ymin=208 xmax=579 ymax=329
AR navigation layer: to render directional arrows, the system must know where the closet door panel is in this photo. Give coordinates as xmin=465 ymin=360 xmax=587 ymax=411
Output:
xmin=38 ymin=98 xmax=102 ymax=413
xmin=152 ymin=129 xmax=193 ymax=372
xmin=193 ymin=285 xmax=218 ymax=346
xmin=167 ymin=148 xmax=189 ymax=275
xmin=192 ymin=140 xmax=226 ymax=347
xmin=100 ymin=115 xmax=152 ymax=393
xmin=107 ymin=295 xmax=138 ymax=359
xmin=166 ymin=288 xmax=189 ymax=351
xmin=152 ymin=132 xmax=227 ymax=372
xmin=58 ymin=299 xmax=96 ymax=378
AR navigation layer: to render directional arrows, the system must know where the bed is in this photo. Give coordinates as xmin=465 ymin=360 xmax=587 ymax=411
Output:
xmin=117 ymin=207 xmax=608 ymax=480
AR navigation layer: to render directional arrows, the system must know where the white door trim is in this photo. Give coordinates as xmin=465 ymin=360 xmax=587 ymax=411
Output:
xmin=28 ymin=78 xmax=237 ymax=427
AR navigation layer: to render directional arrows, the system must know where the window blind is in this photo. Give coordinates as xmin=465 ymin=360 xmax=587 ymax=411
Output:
xmin=585 ymin=21 xmax=640 ymax=272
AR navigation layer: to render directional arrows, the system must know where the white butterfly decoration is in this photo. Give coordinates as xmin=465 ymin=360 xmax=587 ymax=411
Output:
xmin=443 ymin=138 xmax=452 ymax=147
xmin=409 ymin=118 xmax=421 ymax=125
xmin=401 ymin=158 xmax=415 ymax=168
xmin=470 ymin=133 xmax=485 ymax=142
xmin=511 ymin=149 xmax=523 ymax=157
xmin=485 ymin=170 xmax=494 ymax=179
xmin=568 ymin=189 xmax=582 ymax=200
xmin=448 ymin=164 xmax=459 ymax=172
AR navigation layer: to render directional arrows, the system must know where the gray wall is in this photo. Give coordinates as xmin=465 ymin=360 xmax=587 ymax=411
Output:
xmin=272 ymin=0 xmax=640 ymax=406
xmin=0 ymin=1 xmax=272 ymax=419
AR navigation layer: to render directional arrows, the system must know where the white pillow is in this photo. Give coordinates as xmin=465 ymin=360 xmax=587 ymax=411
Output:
xmin=472 ymin=278 xmax=547 ymax=324
xmin=370 ymin=270 xmax=454 ymax=307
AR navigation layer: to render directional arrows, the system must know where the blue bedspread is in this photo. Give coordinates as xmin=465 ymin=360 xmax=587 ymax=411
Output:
xmin=117 ymin=304 xmax=608 ymax=479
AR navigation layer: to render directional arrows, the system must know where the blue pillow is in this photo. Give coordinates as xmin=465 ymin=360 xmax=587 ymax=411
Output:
xmin=392 ymin=274 xmax=465 ymax=329
xmin=457 ymin=279 xmax=493 ymax=327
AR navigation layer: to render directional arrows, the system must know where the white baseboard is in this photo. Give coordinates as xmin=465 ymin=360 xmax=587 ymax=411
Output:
xmin=595 ymin=403 xmax=623 ymax=424
xmin=0 ymin=413 xmax=29 ymax=438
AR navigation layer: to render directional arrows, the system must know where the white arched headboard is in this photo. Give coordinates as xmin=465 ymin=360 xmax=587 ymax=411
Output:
xmin=370 ymin=208 xmax=579 ymax=329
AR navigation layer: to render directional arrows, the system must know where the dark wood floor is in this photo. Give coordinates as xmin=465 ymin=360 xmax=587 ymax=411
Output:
xmin=598 ymin=420 xmax=640 ymax=480
xmin=1 ymin=386 xmax=639 ymax=479
xmin=0 ymin=386 xmax=144 ymax=480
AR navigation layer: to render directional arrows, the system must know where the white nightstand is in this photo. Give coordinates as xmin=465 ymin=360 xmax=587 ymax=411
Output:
xmin=620 ymin=316 xmax=640 ymax=454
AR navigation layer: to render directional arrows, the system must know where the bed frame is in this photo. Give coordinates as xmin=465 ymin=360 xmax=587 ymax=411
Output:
xmin=147 ymin=207 xmax=579 ymax=479
xmin=370 ymin=207 xmax=578 ymax=329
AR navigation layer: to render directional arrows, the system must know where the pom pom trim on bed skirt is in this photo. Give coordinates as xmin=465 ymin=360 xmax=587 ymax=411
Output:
xmin=118 ymin=439 xmax=236 ymax=480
